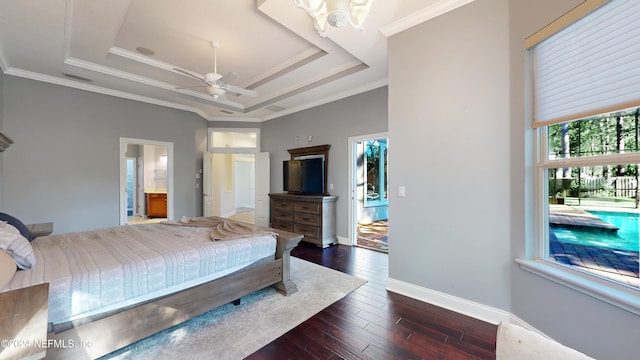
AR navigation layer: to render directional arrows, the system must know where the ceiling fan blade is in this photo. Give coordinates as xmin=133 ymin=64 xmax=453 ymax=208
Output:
xmin=173 ymin=68 xmax=206 ymax=82
xmin=176 ymin=85 xmax=208 ymax=90
xmin=223 ymin=84 xmax=258 ymax=97
xmin=218 ymin=71 xmax=240 ymax=85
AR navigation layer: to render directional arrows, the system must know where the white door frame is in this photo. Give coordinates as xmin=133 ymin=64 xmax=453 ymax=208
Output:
xmin=254 ymin=152 xmax=270 ymax=228
xmin=203 ymin=152 xmax=214 ymax=217
xmin=126 ymin=156 xmax=138 ymax=217
xmin=137 ymin=156 xmax=144 ymax=216
xmin=347 ymin=132 xmax=388 ymax=246
xmin=119 ymin=137 xmax=174 ymax=225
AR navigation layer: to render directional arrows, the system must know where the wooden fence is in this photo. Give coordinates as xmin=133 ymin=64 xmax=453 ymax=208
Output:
xmin=580 ymin=176 xmax=638 ymax=198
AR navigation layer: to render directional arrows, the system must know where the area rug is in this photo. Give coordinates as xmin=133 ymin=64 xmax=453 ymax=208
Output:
xmin=496 ymin=322 xmax=595 ymax=360
xmin=101 ymin=257 xmax=366 ymax=360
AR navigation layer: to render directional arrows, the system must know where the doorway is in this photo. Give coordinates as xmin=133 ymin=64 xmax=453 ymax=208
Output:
xmin=349 ymin=133 xmax=388 ymax=252
xmin=119 ymin=138 xmax=174 ymax=225
xmin=233 ymin=154 xmax=256 ymax=223
xmin=202 ymin=152 xmax=269 ymax=226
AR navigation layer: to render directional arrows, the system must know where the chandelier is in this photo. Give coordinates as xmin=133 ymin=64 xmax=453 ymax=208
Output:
xmin=295 ymin=0 xmax=374 ymax=37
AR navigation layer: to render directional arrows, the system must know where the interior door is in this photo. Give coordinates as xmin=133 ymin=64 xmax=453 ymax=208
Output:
xmin=254 ymin=152 xmax=270 ymax=228
xmin=203 ymin=151 xmax=214 ymax=217
xmin=119 ymin=138 xmax=174 ymax=225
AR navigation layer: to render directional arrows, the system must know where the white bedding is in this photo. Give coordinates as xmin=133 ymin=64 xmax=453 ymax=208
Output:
xmin=2 ymin=223 xmax=276 ymax=325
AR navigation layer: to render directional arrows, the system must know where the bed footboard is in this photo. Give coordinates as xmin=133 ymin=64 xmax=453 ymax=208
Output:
xmin=272 ymin=229 xmax=303 ymax=295
xmin=46 ymin=229 xmax=302 ymax=360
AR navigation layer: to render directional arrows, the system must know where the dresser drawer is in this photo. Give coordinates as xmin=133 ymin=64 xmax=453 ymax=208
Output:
xmin=294 ymin=224 xmax=320 ymax=238
xmin=294 ymin=213 xmax=320 ymax=226
xmin=273 ymin=200 xmax=295 ymax=211
xmin=273 ymin=210 xmax=293 ymax=222
xmin=294 ymin=202 xmax=320 ymax=214
xmin=272 ymin=220 xmax=294 ymax=232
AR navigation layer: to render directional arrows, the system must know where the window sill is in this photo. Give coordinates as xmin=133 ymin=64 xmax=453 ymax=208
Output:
xmin=516 ymin=258 xmax=640 ymax=315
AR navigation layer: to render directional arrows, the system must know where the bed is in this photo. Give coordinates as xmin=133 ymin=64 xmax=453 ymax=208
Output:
xmin=0 ymin=216 xmax=302 ymax=359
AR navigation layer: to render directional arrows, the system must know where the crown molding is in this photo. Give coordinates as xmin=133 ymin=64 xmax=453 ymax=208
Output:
xmin=0 ymin=131 xmax=14 ymax=152
xmin=3 ymin=64 xmax=386 ymax=122
xmin=3 ymin=67 xmax=215 ymax=119
xmin=0 ymin=48 xmax=8 ymax=73
xmin=242 ymin=48 xmax=328 ymax=89
xmin=380 ymin=0 xmax=474 ymax=38
xmin=64 ymin=57 xmax=244 ymax=111
xmin=261 ymin=77 xmax=387 ymax=121
xmin=108 ymin=46 xmax=189 ymax=75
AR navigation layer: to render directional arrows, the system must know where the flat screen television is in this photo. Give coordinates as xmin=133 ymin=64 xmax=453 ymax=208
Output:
xmin=283 ymin=158 xmax=325 ymax=195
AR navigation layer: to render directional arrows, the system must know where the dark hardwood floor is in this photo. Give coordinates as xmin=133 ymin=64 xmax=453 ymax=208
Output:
xmin=247 ymin=242 xmax=497 ymax=359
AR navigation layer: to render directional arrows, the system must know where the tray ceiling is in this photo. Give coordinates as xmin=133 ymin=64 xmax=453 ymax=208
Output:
xmin=0 ymin=0 xmax=473 ymax=121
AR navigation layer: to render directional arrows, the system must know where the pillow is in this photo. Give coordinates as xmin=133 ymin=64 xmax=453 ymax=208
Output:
xmin=0 ymin=249 xmax=17 ymax=290
xmin=0 ymin=222 xmax=36 ymax=269
xmin=0 ymin=212 xmax=35 ymax=241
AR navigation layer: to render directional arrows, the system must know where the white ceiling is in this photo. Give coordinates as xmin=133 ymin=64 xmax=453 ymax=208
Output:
xmin=0 ymin=0 xmax=473 ymax=122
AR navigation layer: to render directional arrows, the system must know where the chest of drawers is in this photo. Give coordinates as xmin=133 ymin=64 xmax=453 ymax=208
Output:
xmin=269 ymin=193 xmax=338 ymax=248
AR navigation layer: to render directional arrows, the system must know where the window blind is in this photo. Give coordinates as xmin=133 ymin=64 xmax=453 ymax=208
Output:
xmin=532 ymin=0 xmax=640 ymax=128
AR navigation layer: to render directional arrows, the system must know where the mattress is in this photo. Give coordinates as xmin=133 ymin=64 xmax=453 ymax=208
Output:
xmin=3 ymin=223 xmax=276 ymax=325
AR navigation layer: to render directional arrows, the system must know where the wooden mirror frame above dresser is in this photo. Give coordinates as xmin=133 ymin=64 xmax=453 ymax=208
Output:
xmin=287 ymin=144 xmax=331 ymax=196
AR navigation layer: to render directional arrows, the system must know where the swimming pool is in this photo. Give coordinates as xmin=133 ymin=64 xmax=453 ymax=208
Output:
xmin=551 ymin=210 xmax=639 ymax=252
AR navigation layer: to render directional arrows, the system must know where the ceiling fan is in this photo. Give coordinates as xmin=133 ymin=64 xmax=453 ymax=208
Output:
xmin=174 ymin=41 xmax=257 ymax=100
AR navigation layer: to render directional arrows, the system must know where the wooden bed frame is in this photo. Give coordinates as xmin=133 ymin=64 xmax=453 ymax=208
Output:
xmin=45 ymin=229 xmax=302 ymax=360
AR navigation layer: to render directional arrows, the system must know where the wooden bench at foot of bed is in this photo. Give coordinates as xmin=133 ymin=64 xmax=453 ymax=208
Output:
xmin=46 ymin=229 xmax=302 ymax=360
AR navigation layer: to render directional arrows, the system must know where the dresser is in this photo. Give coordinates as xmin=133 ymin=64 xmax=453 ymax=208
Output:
xmin=269 ymin=193 xmax=338 ymax=248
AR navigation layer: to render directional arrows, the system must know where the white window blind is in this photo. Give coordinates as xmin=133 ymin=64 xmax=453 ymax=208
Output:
xmin=532 ymin=0 xmax=640 ymax=128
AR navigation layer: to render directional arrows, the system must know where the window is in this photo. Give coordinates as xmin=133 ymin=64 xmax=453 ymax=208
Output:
xmin=540 ymin=111 xmax=640 ymax=288
xmin=524 ymin=0 xmax=640 ymax=313
xmin=208 ymin=128 xmax=259 ymax=153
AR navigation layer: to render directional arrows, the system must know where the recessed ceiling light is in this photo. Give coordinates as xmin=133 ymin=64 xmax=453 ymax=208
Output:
xmin=135 ymin=46 xmax=155 ymax=56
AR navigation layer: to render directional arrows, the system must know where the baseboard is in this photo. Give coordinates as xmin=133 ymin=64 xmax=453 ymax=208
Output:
xmin=337 ymin=235 xmax=349 ymax=245
xmin=386 ymin=277 xmax=548 ymax=337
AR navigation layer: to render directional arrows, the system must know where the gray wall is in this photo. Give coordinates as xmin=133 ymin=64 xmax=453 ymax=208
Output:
xmin=389 ymin=0 xmax=511 ymax=315
xmin=261 ymin=86 xmax=388 ymax=238
xmin=388 ymin=0 xmax=638 ymax=359
xmin=1 ymin=75 xmax=207 ymax=234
